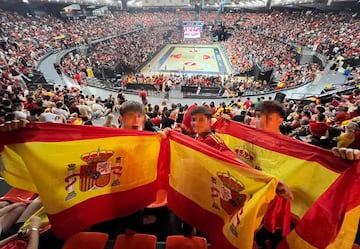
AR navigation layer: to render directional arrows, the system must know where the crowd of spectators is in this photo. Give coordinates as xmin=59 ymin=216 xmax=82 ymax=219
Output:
xmin=240 ymin=11 xmax=360 ymax=59
xmin=4 ymin=72 xmax=359 ymax=152
xmin=1 ymin=8 xmax=360 ymax=126
xmin=1 ymin=10 xmax=360 ymax=91
xmin=223 ymin=25 xmax=320 ymax=90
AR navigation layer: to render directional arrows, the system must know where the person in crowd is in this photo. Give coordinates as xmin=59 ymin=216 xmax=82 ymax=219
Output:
xmin=190 ymin=106 xmax=237 ymax=159
xmin=38 ymin=108 xmax=66 ymax=124
xmin=118 ymin=101 xmax=147 ymax=131
xmin=289 ymin=119 xmax=310 ymax=140
xmin=92 ymin=99 xmax=111 ymax=119
xmin=333 ymin=106 xmax=350 ymax=125
xmin=0 ymin=197 xmax=42 ymax=240
xmin=51 ymin=101 xmax=71 ymax=119
xmin=316 ymin=127 xmax=342 ymax=149
xmin=254 ymin=101 xmax=285 ymax=133
xmin=104 ymin=95 xmax=115 ymax=113
xmin=337 ymin=122 xmax=359 ymax=148
xmin=160 ymin=110 xmax=175 ymax=129
xmin=307 ymin=113 xmax=328 ymax=144
xmin=116 ymin=90 xmax=126 ymax=109
xmin=77 ymin=99 xmax=94 ymax=122
xmin=189 ymin=105 xmax=293 ymax=200
xmin=103 ymin=114 xmax=119 ymax=128
xmin=138 ymin=88 xmax=148 ymax=105
xmin=12 ymin=103 xmax=28 ymax=121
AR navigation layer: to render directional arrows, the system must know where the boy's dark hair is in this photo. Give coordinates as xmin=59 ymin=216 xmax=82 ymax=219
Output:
xmin=316 ymin=106 xmax=325 ymax=113
xmin=255 ymin=101 xmax=286 ymax=118
xmin=190 ymin=106 xmax=212 ymax=119
xmin=303 ymin=110 xmax=311 ymax=119
xmin=56 ymin=101 xmax=64 ymax=109
xmin=12 ymin=102 xmax=22 ymax=111
xmin=317 ymin=113 xmax=326 ymax=122
xmin=164 ymin=110 xmax=171 ymax=118
xmin=84 ymin=120 xmax=93 ymax=126
xmin=3 ymin=99 xmax=12 ymax=107
xmin=119 ymin=101 xmax=145 ymax=116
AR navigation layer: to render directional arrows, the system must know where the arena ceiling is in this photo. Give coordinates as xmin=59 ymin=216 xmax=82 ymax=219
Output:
xmin=0 ymin=0 xmax=358 ymax=11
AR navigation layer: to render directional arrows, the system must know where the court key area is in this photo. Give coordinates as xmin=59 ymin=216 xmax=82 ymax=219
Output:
xmin=141 ymin=44 xmax=233 ymax=76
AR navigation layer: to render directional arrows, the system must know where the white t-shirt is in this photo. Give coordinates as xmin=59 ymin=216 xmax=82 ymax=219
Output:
xmin=92 ymin=103 xmax=105 ymax=113
xmin=52 ymin=108 xmax=69 ymax=118
xmin=13 ymin=110 xmax=27 ymax=120
xmin=39 ymin=112 xmax=63 ymax=123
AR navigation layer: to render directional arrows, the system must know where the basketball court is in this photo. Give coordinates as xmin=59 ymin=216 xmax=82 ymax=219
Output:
xmin=140 ymin=44 xmax=233 ymax=76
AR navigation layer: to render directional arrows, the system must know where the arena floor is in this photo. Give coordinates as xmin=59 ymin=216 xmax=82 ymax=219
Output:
xmin=140 ymin=44 xmax=232 ymax=76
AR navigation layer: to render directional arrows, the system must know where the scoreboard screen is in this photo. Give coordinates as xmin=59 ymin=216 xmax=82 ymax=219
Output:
xmin=183 ymin=26 xmax=202 ymax=39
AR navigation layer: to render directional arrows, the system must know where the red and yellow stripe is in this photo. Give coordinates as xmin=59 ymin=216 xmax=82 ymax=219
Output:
xmin=215 ymin=120 xmax=351 ymax=219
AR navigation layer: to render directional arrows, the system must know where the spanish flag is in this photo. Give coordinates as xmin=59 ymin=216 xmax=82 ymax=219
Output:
xmin=167 ymin=131 xmax=278 ymax=249
xmin=215 ymin=120 xmax=350 ymax=218
xmin=0 ymin=123 xmax=163 ymax=238
xmin=0 ymin=123 xmax=279 ymax=249
xmin=215 ymin=120 xmax=358 ymax=248
xmin=278 ymin=162 xmax=360 ymax=249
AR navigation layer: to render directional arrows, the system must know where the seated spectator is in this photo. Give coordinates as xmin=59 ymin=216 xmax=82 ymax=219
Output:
xmin=337 ymin=122 xmax=359 ymax=148
xmin=309 ymin=113 xmax=328 ymax=138
xmin=333 ymin=106 xmax=350 ymax=125
xmin=38 ymin=108 xmax=66 ymax=123
xmin=233 ymin=110 xmax=247 ymax=123
xmin=289 ymin=119 xmax=310 ymax=139
xmin=103 ymin=114 xmax=118 ymax=128
xmin=12 ymin=103 xmax=28 ymax=121
xmin=68 ymin=101 xmax=80 ymax=118
xmin=317 ymin=127 xmax=342 ymax=149
xmin=52 ymin=101 xmax=70 ymax=119
xmin=0 ymin=197 xmax=42 ymax=240
xmin=116 ymin=90 xmax=126 ymax=109
xmin=24 ymin=97 xmax=38 ymax=111
xmin=160 ymin=110 xmax=175 ymax=129
xmin=310 ymin=105 xmax=325 ymax=122
xmin=92 ymin=99 xmax=111 ymax=119
xmin=77 ymin=99 xmax=93 ymax=121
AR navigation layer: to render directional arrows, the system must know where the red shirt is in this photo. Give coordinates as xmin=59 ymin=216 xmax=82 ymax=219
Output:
xmin=138 ymin=91 xmax=147 ymax=99
xmin=244 ymin=100 xmax=252 ymax=110
xmin=348 ymin=93 xmax=356 ymax=103
xmin=196 ymin=132 xmax=237 ymax=160
xmin=138 ymin=91 xmax=147 ymax=104
xmin=331 ymin=99 xmax=339 ymax=107
xmin=309 ymin=122 xmax=328 ymax=137
xmin=24 ymin=102 xmax=38 ymax=110
xmin=334 ymin=111 xmax=350 ymax=124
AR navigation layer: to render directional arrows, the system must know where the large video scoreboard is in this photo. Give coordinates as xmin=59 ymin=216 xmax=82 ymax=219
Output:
xmin=183 ymin=21 xmax=204 ymax=40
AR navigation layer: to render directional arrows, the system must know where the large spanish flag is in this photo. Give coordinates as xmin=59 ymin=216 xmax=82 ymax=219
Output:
xmin=215 ymin=120 xmax=359 ymax=248
xmin=215 ymin=120 xmax=351 ymax=218
xmin=278 ymin=162 xmax=360 ymax=249
xmin=0 ymin=123 xmax=164 ymax=238
xmin=0 ymin=123 xmax=280 ymax=249
xmin=167 ymin=131 xmax=278 ymax=249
